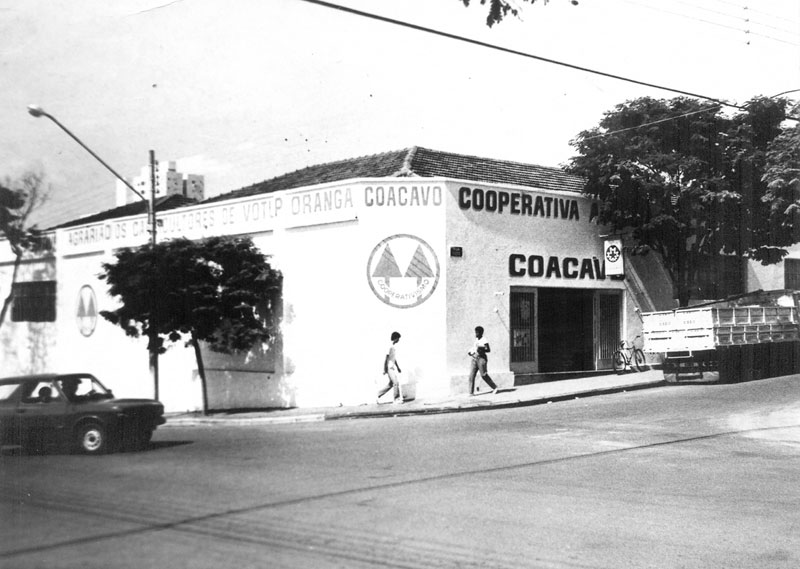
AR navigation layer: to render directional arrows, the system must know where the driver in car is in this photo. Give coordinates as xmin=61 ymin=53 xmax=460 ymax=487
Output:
xmin=59 ymin=377 xmax=82 ymax=402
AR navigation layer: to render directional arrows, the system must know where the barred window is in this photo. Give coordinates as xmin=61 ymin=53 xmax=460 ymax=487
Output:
xmin=12 ymin=281 xmax=56 ymax=322
xmin=786 ymin=259 xmax=800 ymax=290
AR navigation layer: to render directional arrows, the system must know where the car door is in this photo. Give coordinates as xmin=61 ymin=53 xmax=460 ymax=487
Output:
xmin=16 ymin=381 xmax=70 ymax=447
xmin=0 ymin=382 xmax=24 ymax=444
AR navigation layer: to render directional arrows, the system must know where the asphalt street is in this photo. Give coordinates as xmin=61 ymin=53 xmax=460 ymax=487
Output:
xmin=1 ymin=375 xmax=799 ymax=569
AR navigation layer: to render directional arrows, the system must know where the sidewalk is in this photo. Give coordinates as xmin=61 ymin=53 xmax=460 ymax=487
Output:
xmin=164 ymin=368 xmax=666 ymax=427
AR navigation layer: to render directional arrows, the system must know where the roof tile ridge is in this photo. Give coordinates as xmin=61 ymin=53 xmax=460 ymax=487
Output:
xmin=392 ymin=146 xmax=419 ymax=177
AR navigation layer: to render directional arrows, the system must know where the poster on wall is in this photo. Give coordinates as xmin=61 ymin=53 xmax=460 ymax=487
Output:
xmin=604 ymin=239 xmax=624 ymax=276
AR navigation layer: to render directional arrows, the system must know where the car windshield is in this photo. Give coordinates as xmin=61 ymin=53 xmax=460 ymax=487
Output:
xmin=56 ymin=375 xmax=112 ymax=402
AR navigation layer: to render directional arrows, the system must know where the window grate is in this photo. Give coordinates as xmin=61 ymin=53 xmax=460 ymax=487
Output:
xmin=12 ymin=281 xmax=56 ymax=322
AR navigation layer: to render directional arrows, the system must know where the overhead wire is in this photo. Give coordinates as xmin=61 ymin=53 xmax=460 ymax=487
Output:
xmin=295 ymin=0 xmax=799 ymax=122
xmin=619 ymin=0 xmax=800 ymax=46
xmin=47 ymin=0 xmax=793 ymax=207
xmin=665 ymin=0 xmax=800 ymax=38
xmin=579 ymin=87 xmax=800 ymax=142
xmin=577 ymin=106 xmax=722 ymax=142
xmin=730 ymin=1 xmax=800 ymax=24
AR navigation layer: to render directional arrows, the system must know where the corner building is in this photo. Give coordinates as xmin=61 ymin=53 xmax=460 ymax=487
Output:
xmin=0 ymin=148 xmax=647 ymax=412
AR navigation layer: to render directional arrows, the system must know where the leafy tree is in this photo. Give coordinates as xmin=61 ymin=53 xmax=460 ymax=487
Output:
xmin=761 ymin=106 xmax=800 ymax=250
xmin=0 ymin=171 xmax=51 ymax=326
xmin=460 ymin=0 xmax=577 ymax=27
xmin=567 ymin=96 xmax=795 ymax=306
xmin=100 ymin=236 xmax=282 ymax=413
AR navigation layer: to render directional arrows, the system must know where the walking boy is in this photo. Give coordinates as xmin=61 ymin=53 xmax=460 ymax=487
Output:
xmin=468 ymin=326 xmax=499 ymax=395
xmin=378 ymin=331 xmax=403 ymax=404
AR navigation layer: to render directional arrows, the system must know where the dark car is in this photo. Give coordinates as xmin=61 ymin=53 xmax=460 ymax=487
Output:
xmin=0 ymin=373 xmax=166 ymax=454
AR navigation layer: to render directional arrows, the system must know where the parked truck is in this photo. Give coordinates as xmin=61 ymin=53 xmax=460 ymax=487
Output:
xmin=641 ymin=290 xmax=800 ymax=383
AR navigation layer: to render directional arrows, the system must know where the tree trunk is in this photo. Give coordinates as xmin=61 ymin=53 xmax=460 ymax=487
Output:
xmin=676 ymin=245 xmax=693 ymax=308
xmin=145 ymin=330 xmax=160 ymax=401
xmin=0 ymin=250 xmax=23 ymax=327
xmin=191 ymin=333 xmax=209 ymax=415
xmin=677 ymin=285 xmax=691 ymax=308
xmin=149 ymin=349 xmax=159 ymax=401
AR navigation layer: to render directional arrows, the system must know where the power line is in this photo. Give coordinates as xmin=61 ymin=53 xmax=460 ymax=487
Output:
xmin=577 ymin=88 xmax=800 ymax=142
xmin=296 ymin=0 xmax=799 ymax=121
xmin=578 ymin=106 xmax=722 ymax=142
xmin=770 ymin=88 xmax=800 ymax=98
xmin=667 ymin=0 xmax=800 ymax=38
xmin=739 ymin=1 xmax=800 ymax=24
xmin=697 ymin=0 xmax=800 ymax=26
xmin=620 ymin=0 xmax=800 ymax=46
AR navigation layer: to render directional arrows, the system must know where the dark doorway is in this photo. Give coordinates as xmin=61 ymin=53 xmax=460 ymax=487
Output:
xmin=538 ymin=288 xmax=594 ymax=372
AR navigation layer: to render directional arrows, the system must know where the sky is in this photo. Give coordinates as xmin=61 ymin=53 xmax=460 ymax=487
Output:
xmin=2 ymin=0 xmax=798 ymax=229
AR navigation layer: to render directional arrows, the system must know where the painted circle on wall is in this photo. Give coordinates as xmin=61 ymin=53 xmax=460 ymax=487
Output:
xmin=76 ymin=284 xmax=98 ymax=337
xmin=367 ymin=234 xmax=440 ymax=308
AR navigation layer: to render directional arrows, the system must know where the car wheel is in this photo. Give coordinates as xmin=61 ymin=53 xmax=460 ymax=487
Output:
xmin=75 ymin=423 xmax=108 ymax=454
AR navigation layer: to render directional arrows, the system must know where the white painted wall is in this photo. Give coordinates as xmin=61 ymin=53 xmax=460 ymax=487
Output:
xmin=747 ymin=243 xmax=800 ymax=292
xmin=8 ymin=179 xmax=447 ymax=411
xmin=266 ymin=181 xmax=447 ymax=406
xmin=6 ymin=174 xmax=794 ymax=412
xmin=444 ymin=180 xmax=626 ymax=387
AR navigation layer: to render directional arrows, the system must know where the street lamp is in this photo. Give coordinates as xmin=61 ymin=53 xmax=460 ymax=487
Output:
xmin=28 ymin=104 xmax=160 ymax=399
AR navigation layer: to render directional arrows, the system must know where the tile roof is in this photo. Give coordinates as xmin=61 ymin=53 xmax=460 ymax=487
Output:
xmin=203 ymin=146 xmax=585 ymax=204
xmin=52 ymin=194 xmax=197 ymax=230
xmin=51 ymin=147 xmax=586 ymax=229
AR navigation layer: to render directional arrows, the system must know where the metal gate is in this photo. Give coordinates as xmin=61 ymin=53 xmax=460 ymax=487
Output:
xmin=596 ymin=292 xmax=621 ymax=370
xmin=510 ymin=290 xmax=536 ymax=371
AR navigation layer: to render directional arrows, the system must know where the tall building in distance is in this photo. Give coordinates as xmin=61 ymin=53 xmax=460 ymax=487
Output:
xmin=116 ymin=161 xmax=204 ymax=206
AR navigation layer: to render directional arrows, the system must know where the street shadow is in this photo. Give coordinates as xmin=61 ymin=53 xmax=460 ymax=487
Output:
xmin=0 ymin=440 xmax=193 ymax=457
xmin=142 ymin=440 xmax=193 ymax=452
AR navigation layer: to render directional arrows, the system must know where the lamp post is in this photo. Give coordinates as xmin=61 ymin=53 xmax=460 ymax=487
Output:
xmin=28 ymin=104 xmax=160 ymax=400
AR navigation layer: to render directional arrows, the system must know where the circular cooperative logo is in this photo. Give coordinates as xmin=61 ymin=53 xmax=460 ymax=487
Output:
xmin=367 ymin=234 xmax=440 ymax=308
xmin=76 ymin=285 xmax=98 ymax=337
xmin=605 ymin=244 xmax=621 ymax=263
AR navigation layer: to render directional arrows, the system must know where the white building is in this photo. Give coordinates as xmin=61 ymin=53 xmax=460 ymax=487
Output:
xmin=2 ymin=147 xmax=797 ymax=412
xmin=115 ymin=161 xmax=205 ymax=206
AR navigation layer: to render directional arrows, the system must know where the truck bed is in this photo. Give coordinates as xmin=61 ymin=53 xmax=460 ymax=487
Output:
xmin=642 ymin=306 xmax=799 ymax=354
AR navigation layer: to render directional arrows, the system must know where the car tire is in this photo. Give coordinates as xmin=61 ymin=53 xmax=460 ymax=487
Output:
xmin=75 ymin=423 xmax=108 ymax=454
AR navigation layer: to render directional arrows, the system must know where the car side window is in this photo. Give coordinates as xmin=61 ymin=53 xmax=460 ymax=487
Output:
xmin=0 ymin=383 xmax=22 ymax=403
xmin=21 ymin=382 xmax=61 ymax=404
xmin=58 ymin=377 xmax=93 ymax=401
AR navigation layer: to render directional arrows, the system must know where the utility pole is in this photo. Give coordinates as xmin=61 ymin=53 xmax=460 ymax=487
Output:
xmin=28 ymin=105 xmax=162 ymax=401
xmin=149 ymin=150 xmax=160 ymax=401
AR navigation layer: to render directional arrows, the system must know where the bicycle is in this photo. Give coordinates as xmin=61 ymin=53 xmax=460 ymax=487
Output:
xmin=612 ymin=335 xmax=646 ymax=373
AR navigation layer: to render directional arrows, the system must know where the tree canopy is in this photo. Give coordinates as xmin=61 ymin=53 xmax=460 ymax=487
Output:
xmin=460 ymin=0 xmax=576 ymax=27
xmin=100 ymin=236 xmax=282 ymax=411
xmin=761 ymin=107 xmax=800 ymax=249
xmin=567 ymin=96 xmax=797 ymax=305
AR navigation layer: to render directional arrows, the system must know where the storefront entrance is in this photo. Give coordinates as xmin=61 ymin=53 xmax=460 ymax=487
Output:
xmin=510 ymin=288 xmax=621 ymax=374
xmin=539 ymin=289 xmax=594 ymax=372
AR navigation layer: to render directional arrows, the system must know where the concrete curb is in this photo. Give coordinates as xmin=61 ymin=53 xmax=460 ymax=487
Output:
xmin=163 ymin=377 xmax=666 ymax=426
xmin=163 ymin=413 xmax=326 ymax=427
xmin=324 ymin=379 xmax=667 ymax=420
